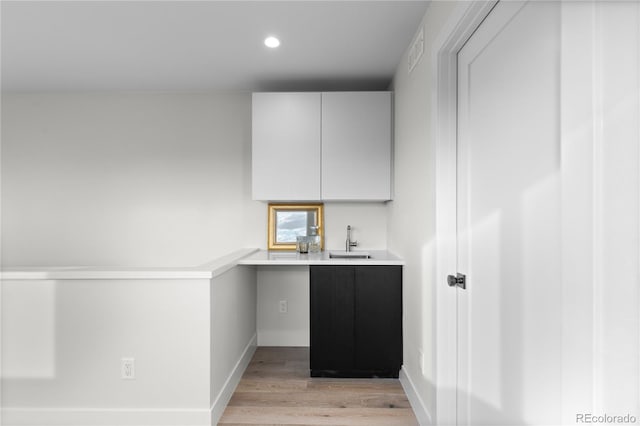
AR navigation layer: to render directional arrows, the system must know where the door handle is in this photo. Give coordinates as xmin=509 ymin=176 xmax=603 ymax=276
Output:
xmin=447 ymin=273 xmax=466 ymax=289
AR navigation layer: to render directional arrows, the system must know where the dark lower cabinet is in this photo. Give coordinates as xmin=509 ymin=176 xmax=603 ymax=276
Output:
xmin=310 ymin=265 xmax=402 ymax=378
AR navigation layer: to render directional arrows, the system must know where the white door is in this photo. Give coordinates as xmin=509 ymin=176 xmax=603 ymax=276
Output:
xmin=456 ymin=1 xmax=562 ymax=424
xmin=454 ymin=1 xmax=640 ymax=425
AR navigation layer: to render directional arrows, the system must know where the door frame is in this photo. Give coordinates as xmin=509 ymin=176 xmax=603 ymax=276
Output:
xmin=432 ymin=2 xmax=496 ymax=424
xmin=432 ymin=1 xmax=640 ymax=424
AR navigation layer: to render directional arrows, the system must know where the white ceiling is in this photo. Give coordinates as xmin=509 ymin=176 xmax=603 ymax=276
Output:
xmin=1 ymin=1 xmax=430 ymax=92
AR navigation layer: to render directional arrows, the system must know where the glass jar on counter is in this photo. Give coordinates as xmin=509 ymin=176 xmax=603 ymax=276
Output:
xmin=308 ymin=226 xmax=321 ymax=253
xmin=296 ymin=236 xmax=310 ymax=254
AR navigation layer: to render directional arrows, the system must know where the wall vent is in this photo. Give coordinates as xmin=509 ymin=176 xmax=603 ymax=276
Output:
xmin=408 ymin=26 xmax=424 ymax=73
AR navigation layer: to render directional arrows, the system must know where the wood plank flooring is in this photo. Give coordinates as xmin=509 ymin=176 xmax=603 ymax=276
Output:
xmin=218 ymin=347 xmax=418 ymax=426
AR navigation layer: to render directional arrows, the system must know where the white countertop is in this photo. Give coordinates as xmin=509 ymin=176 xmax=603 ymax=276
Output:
xmin=1 ymin=248 xmax=403 ymax=280
xmin=1 ymin=248 xmax=259 ymax=280
xmin=237 ymin=250 xmax=404 ymax=266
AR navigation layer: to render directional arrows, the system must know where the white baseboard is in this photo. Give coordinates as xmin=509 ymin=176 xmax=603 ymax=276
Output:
xmin=210 ymin=333 xmax=257 ymax=425
xmin=399 ymin=365 xmax=432 ymax=426
xmin=0 ymin=407 xmax=211 ymax=426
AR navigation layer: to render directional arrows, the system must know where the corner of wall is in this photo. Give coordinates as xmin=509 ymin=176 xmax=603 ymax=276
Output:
xmin=210 ymin=334 xmax=257 ymax=425
xmin=388 ymin=2 xmax=461 ymax=423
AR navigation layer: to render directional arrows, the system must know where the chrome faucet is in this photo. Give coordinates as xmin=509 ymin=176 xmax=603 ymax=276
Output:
xmin=345 ymin=225 xmax=358 ymax=252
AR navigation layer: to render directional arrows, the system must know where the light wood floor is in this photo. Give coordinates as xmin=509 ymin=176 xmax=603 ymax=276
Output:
xmin=218 ymin=347 xmax=418 ymax=426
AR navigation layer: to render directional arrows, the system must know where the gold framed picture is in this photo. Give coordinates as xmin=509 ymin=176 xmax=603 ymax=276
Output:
xmin=267 ymin=203 xmax=324 ymax=250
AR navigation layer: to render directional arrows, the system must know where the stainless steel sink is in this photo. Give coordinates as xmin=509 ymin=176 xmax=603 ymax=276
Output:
xmin=329 ymin=251 xmax=371 ymax=259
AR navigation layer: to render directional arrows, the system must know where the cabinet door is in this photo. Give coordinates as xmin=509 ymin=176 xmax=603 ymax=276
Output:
xmin=310 ymin=266 xmax=355 ymax=373
xmin=355 ymin=266 xmax=402 ymax=373
xmin=252 ymin=93 xmax=321 ymax=200
xmin=321 ymin=92 xmax=392 ymax=201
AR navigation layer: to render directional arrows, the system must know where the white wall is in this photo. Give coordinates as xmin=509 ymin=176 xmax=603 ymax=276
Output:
xmin=2 ymin=277 xmax=212 ymax=425
xmin=323 ymin=203 xmax=387 ymax=250
xmin=1 ymin=93 xmax=388 ymax=268
xmin=257 ymin=266 xmax=309 ymax=346
xmin=387 ymin=1 xmax=459 ymax=421
xmin=211 ymin=265 xmax=257 ymax=423
xmin=1 ymin=93 xmax=253 ymax=268
xmin=1 ymin=263 xmax=259 ymax=426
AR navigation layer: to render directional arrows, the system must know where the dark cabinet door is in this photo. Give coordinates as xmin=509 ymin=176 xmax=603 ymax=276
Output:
xmin=355 ymin=266 xmax=402 ymax=373
xmin=310 ymin=266 xmax=355 ymax=372
xmin=310 ymin=265 xmax=402 ymax=378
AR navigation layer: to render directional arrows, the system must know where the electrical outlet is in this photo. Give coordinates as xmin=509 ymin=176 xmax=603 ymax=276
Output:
xmin=279 ymin=300 xmax=288 ymax=314
xmin=121 ymin=357 xmax=135 ymax=380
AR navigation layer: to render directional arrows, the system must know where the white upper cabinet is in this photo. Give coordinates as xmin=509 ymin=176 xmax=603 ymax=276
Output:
xmin=252 ymin=92 xmax=321 ymax=201
xmin=321 ymin=92 xmax=392 ymax=201
xmin=252 ymin=91 xmax=392 ymax=201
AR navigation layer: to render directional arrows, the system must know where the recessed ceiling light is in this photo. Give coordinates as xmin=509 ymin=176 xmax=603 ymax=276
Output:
xmin=264 ymin=36 xmax=280 ymax=48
